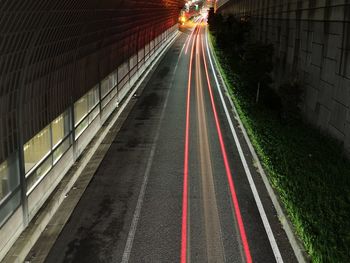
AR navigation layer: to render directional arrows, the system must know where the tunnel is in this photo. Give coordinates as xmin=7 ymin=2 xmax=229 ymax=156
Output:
xmin=1 ymin=1 xmax=349 ymax=262
xmin=0 ymin=0 xmax=184 ymax=260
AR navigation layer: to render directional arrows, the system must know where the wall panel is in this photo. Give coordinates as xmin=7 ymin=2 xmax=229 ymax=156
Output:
xmin=0 ymin=0 xmax=184 ymax=162
xmin=218 ymin=0 xmax=350 ymax=153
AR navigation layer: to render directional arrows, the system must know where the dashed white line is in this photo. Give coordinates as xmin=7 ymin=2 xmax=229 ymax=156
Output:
xmin=121 ymin=32 xmax=184 ymax=263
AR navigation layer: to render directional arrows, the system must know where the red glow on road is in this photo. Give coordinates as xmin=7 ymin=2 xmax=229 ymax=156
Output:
xmin=181 ymin=25 xmax=199 ymax=263
xmin=185 ymin=18 xmax=203 ymax=54
xmin=200 ymin=31 xmax=253 ymax=263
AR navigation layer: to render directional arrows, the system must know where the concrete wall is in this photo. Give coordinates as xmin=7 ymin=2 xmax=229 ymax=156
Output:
xmin=218 ymin=0 xmax=350 ymax=154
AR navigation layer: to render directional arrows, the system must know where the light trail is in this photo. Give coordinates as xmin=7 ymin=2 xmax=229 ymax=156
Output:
xmin=195 ymin=24 xmax=225 ymax=262
xmin=204 ymin=27 xmax=284 ymax=262
xmin=185 ymin=17 xmax=203 ymax=54
xmin=181 ymin=24 xmax=200 ymax=263
xmin=200 ymin=27 xmax=253 ymax=263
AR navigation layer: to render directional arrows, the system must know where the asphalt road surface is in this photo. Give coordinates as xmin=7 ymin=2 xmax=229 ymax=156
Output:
xmin=45 ymin=20 xmax=299 ymax=263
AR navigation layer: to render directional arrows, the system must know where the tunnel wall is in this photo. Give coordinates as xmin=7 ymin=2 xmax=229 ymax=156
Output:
xmin=0 ymin=0 xmax=183 ymax=259
xmin=217 ymin=0 xmax=350 ymax=154
xmin=0 ymin=0 xmax=183 ymax=162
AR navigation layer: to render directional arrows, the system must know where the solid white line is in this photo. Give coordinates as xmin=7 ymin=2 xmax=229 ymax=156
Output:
xmin=205 ymin=28 xmax=307 ymax=263
xmin=121 ymin=32 xmax=184 ymax=263
xmin=204 ymin=28 xmax=284 ymax=263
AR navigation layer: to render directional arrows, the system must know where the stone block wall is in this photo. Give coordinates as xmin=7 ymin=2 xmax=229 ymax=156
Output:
xmin=218 ymin=0 xmax=350 ymax=154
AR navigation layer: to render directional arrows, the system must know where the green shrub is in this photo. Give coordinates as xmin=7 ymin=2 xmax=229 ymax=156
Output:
xmin=209 ymin=20 xmax=350 ymax=263
xmin=240 ymin=42 xmax=274 ymax=91
xmin=278 ymin=81 xmax=303 ymax=123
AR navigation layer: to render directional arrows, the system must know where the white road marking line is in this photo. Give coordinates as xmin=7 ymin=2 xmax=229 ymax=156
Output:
xmin=205 ymin=28 xmax=307 ymax=263
xmin=121 ymin=32 xmax=184 ymax=263
xmin=204 ymin=28 xmax=284 ymax=263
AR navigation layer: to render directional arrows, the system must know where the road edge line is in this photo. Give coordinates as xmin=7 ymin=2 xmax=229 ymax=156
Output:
xmin=200 ymin=29 xmax=253 ymax=263
xmin=205 ymin=27 xmax=307 ymax=263
xmin=181 ymin=22 xmax=201 ymax=263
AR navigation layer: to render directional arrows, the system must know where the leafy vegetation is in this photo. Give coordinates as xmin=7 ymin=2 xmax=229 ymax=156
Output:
xmin=208 ymin=9 xmax=350 ymax=263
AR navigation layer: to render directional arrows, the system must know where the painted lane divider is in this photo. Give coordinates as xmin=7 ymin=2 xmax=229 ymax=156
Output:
xmin=200 ymin=29 xmax=253 ymax=263
xmin=120 ymin=31 xmax=182 ymax=263
xmin=181 ymin=24 xmax=200 ymax=263
xmin=204 ymin=27 xmax=284 ymax=263
xmin=185 ymin=17 xmax=203 ymax=54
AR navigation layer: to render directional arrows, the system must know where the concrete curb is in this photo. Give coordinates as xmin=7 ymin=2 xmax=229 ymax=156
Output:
xmin=206 ymin=29 xmax=309 ymax=263
xmin=2 ymin=28 xmax=180 ymax=263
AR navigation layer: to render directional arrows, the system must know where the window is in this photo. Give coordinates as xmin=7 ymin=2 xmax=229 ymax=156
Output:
xmin=24 ymin=110 xmax=73 ymax=192
xmin=0 ymin=161 xmax=10 ymax=200
xmin=0 ymin=156 xmax=19 ymax=201
xmin=100 ymin=77 xmax=110 ymax=98
xmin=0 ymin=154 xmax=21 ymax=225
xmin=101 ymin=73 xmax=118 ymax=99
xmin=87 ymin=86 xmax=99 ymax=110
xmin=112 ymin=70 xmax=118 ymax=87
xmin=23 ymin=125 xmax=51 ymax=174
xmin=53 ymin=136 xmax=71 ymax=164
xmin=75 ymin=118 xmax=88 ymax=138
xmin=89 ymin=106 xmax=99 ymax=123
xmin=74 ymin=86 xmax=99 ymax=127
xmin=52 ymin=110 xmax=70 ymax=147
xmin=74 ymin=96 xmax=88 ymax=126
xmin=0 ymin=190 xmax=20 ymax=225
xmin=74 ymin=86 xmax=100 ymax=138
xmin=26 ymin=156 xmax=52 ymax=191
xmin=101 ymin=71 xmax=120 ymax=109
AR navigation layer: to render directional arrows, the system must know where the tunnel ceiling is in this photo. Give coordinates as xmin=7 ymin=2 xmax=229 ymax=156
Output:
xmin=0 ymin=0 xmax=184 ymax=162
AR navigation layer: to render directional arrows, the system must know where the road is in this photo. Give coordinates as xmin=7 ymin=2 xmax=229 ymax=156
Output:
xmin=44 ymin=20 xmax=298 ymax=263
